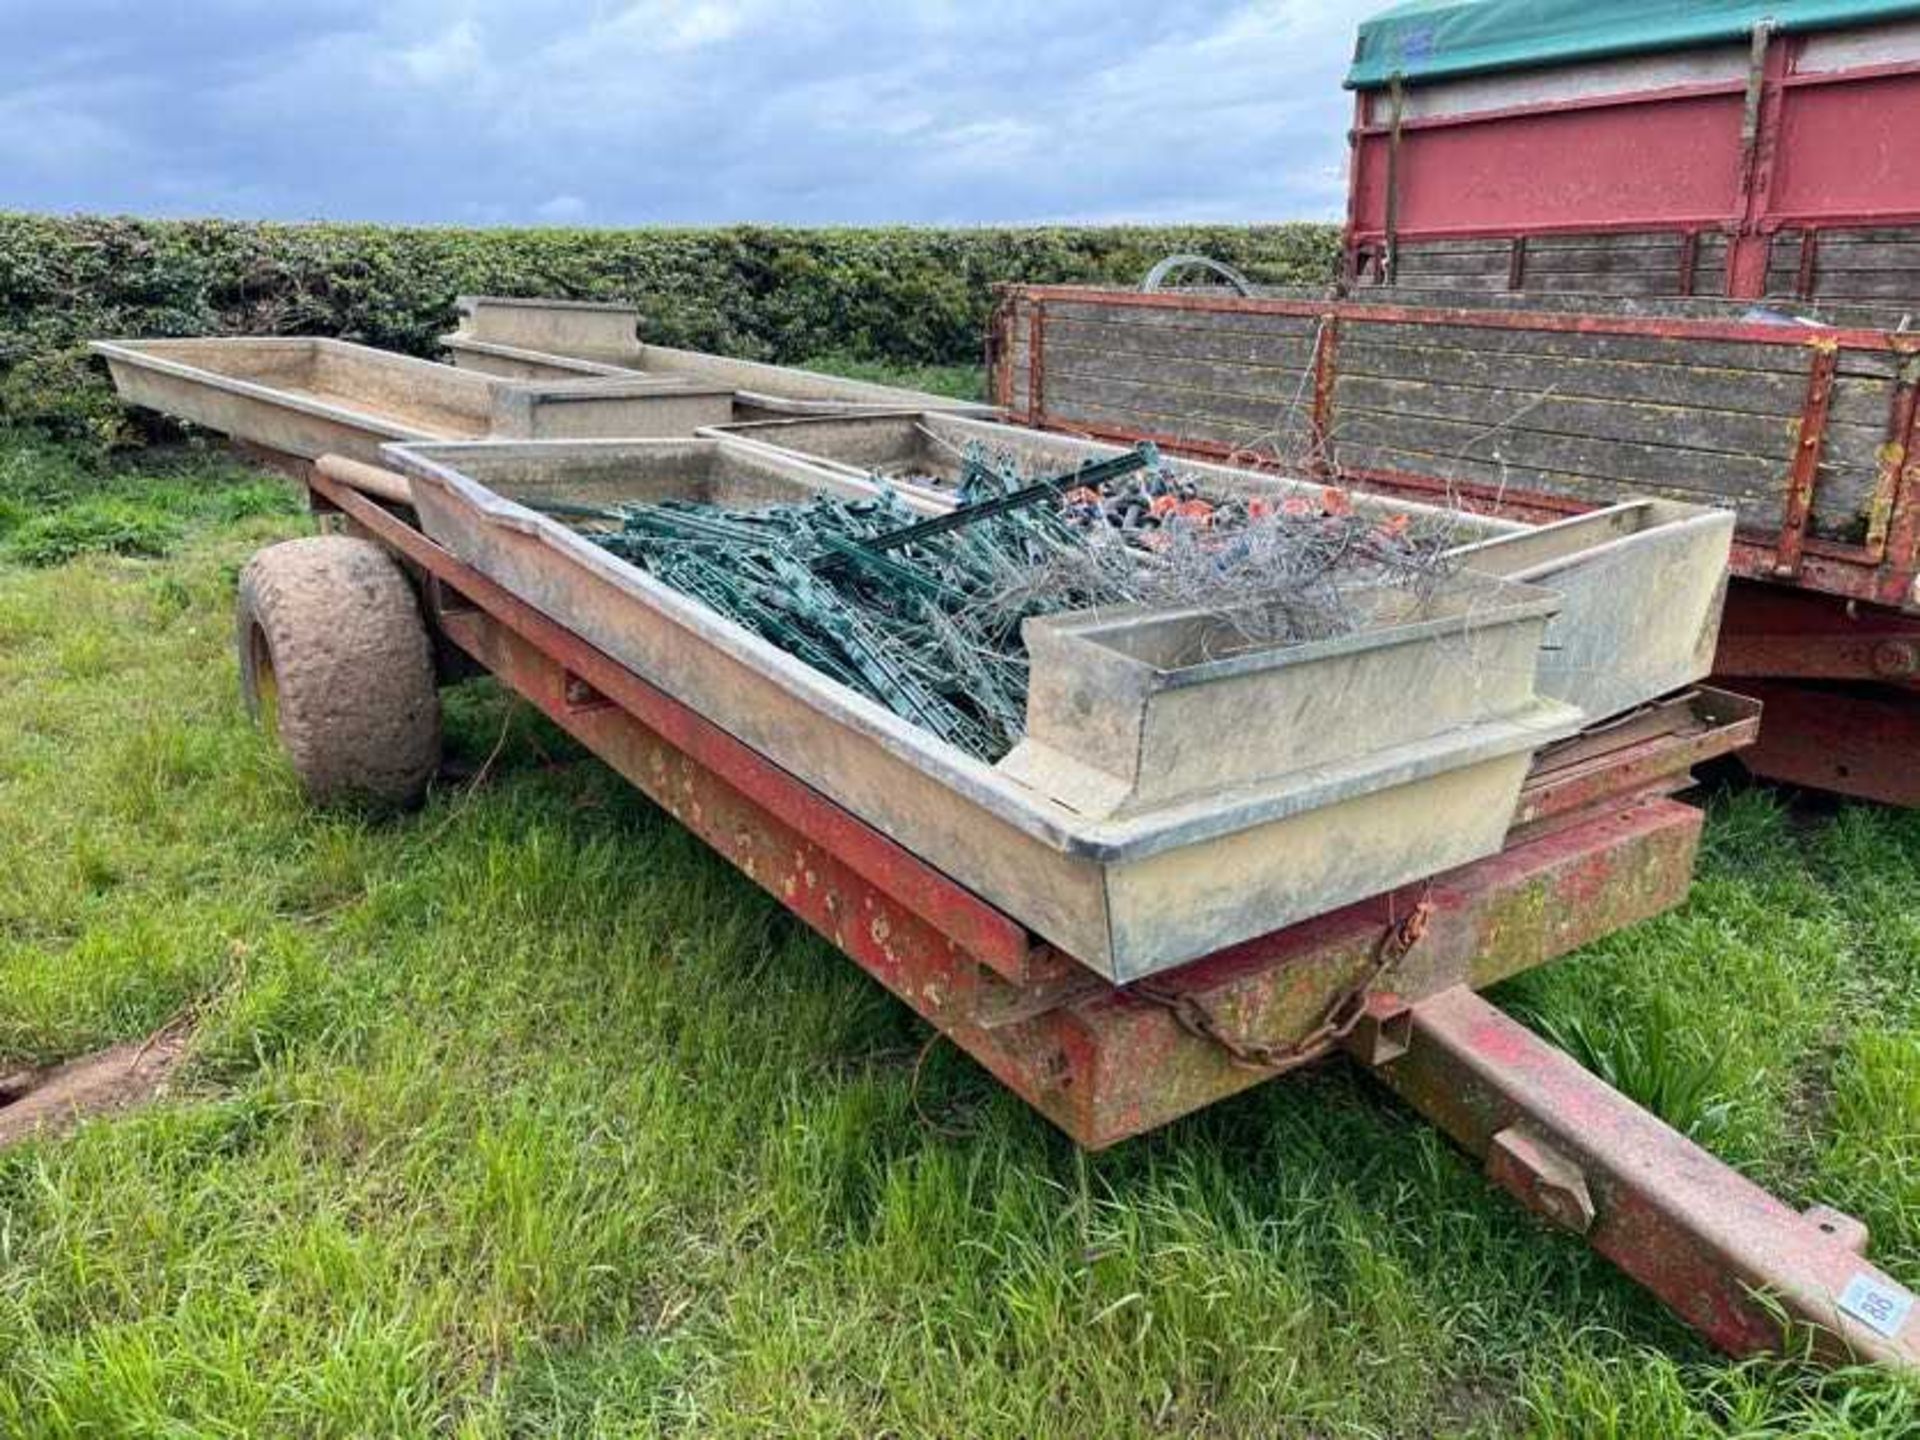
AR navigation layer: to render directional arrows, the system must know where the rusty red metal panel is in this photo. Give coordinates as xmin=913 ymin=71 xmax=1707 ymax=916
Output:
xmin=1025 ymin=298 xmax=1045 ymax=426
xmin=1343 ymin=33 xmax=1920 ymax=298
xmin=1352 ymin=985 xmax=1920 ymax=1369
xmin=1308 ymin=313 xmax=1340 ymax=475
xmin=1774 ymin=341 xmax=1840 ymax=579
xmin=1351 ymin=89 xmax=1747 ymax=241
xmin=1714 ymin=579 xmax=1920 ymax=680
xmin=1510 ymin=689 xmax=1762 ymax=833
xmin=1772 ymin=67 xmax=1920 ymax=225
xmin=985 ymin=291 xmax=1015 ymax=412
xmin=1729 ymin=677 xmax=1920 ymax=806
xmin=1060 ymin=798 xmax=1705 ymax=1147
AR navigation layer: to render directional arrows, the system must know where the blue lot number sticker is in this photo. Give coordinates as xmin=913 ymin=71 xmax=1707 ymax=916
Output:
xmin=1839 ymin=1273 xmax=1915 ymax=1338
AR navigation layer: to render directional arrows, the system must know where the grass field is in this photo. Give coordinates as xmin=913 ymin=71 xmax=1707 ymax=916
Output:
xmin=2 ymin=386 xmax=1920 ymax=1437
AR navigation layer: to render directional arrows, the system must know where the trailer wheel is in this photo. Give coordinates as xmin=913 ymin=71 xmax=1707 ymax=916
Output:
xmin=237 ymin=536 xmax=441 ymax=809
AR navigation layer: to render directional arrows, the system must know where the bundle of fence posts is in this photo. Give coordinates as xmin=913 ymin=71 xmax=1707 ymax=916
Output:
xmin=547 ymin=442 xmax=1454 ymax=762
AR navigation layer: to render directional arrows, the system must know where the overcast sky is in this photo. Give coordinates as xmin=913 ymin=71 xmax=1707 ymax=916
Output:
xmin=2 ymin=1 xmax=1375 ymax=226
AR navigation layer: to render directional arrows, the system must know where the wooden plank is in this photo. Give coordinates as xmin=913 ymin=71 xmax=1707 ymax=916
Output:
xmin=1329 ymin=435 xmax=1776 ymax=527
xmin=1326 ymin=407 xmax=1787 ymax=504
xmin=1388 ymin=269 xmax=1510 ymax=290
xmin=1811 ymin=271 xmax=1920 ymax=302
xmin=1338 ymin=336 xmax=1815 ymax=416
xmin=1044 ymin=300 xmax=1322 ymax=342
xmin=1523 ymin=246 xmax=1686 ymax=276
xmin=1332 ymin=373 xmax=1804 ymax=459
xmin=1342 ymin=319 xmax=1823 ymax=376
xmin=1798 ymin=240 xmax=1920 ymax=269
xmin=1040 ymin=340 xmax=1317 ymax=401
xmin=1041 ymin=314 xmax=1319 ymax=369
xmin=1524 ymin=232 xmax=1688 ymax=253
xmin=1045 ymin=369 xmax=1323 ymax=436
xmin=1394 ymin=250 xmax=1514 ymax=277
xmin=1804 ymin=226 xmax=1920 ymax=247
xmin=1516 ymin=271 xmax=1688 ymax=296
xmin=1386 ymin=237 xmax=1517 ymax=256
xmin=1339 ymin=318 xmax=1897 ymax=379
xmin=1042 ymin=392 xmax=1308 ymax=454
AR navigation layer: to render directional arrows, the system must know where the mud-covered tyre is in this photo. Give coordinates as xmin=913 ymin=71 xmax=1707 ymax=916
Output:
xmin=237 ymin=536 xmax=441 ymax=809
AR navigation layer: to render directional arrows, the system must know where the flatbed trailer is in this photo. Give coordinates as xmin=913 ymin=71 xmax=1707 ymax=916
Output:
xmin=988 ymin=283 xmax=1920 ymax=804
xmin=194 ymin=437 xmax=1919 ymax=1371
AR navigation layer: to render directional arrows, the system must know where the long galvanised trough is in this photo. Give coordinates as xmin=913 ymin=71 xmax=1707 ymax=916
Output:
xmin=715 ymin=410 xmax=1735 ymax=724
xmin=89 ymin=337 xmax=736 ymax=466
xmin=387 ymin=435 xmax=1583 ymax=981
xmin=445 ymin=295 xmax=998 ymax=418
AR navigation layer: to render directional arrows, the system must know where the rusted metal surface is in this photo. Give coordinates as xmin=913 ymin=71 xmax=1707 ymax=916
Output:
xmin=1865 ymin=356 xmax=1920 ymax=558
xmin=1351 ymin=985 xmax=1920 ymax=1370
xmin=1511 ymin=689 xmax=1762 ymax=833
xmin=1775 ymin=341 xmax=1841 ymax=579
xmin=1307 ymin=312 xmax=1340 ymax=475
xmin=1713 ymin=579 xmax=1920 ymax=680
xmin=1026 ymin=298 xmax=1046 ymax=427
xmin=1730 ymin=677 xmax=1920 ymax=807
xmin=1070 ymin=797 xmax=1702 ymax=1146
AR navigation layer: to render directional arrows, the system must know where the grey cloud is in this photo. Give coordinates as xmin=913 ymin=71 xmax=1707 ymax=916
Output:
xmin=1 ymin=0 xmax=1376 ymax=224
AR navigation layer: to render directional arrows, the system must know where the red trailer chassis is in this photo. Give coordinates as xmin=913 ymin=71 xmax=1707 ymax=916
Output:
xmin=293 ymin=455 xmax=1920 ymax=1371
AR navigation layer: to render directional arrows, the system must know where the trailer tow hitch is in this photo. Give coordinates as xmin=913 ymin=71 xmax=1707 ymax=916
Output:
xmin=1344 ymin=986 xmax=1920 ymax=1372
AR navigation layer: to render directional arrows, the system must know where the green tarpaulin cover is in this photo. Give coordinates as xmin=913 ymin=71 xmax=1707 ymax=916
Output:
xmin=1349 ymin=0 xmax=1920 ymax=88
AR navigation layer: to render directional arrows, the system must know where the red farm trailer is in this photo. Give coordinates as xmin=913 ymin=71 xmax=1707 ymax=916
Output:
xmin=91 ymin=312 xmax=1920 ymax=1371
xmin=1344 ymin=0 xmax=1920 ymax=305
xmin=985 ymin=1 xmax=1920 ymax=807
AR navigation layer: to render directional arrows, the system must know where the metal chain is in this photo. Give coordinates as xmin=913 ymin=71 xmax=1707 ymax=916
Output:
xmin=1133 ymin=893 xmax=1433 ymax=1074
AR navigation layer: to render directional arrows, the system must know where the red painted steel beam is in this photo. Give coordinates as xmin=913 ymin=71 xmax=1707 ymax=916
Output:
xmin=1729 ymin=679 xmax=1920 ymax=807
xmin=1351 ymin=986 xmax=1920 ymax=1370
xmin=1715 ymin=580 xmax=1920 ymax=682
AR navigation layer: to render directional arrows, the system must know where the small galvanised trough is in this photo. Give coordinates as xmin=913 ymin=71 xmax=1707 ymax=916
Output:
xmin=88 ymin=336 xmax=736 ymax=465
xmin=92 ymin=325 xmax=1920 ymax=1373
xmin=443 ymin=294 xmax=998 ymax=420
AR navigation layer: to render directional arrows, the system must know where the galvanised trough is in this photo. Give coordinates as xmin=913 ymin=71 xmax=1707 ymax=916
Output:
xmin=89 ymin=337 xmax=736 ymax=466
xmin=445 ymin=294 xmax=999 ymax=418
xmin=388 ymin=435 xmax=1582 ymax=980
xmin=716 ymin=410 xmax=1735 ymax=724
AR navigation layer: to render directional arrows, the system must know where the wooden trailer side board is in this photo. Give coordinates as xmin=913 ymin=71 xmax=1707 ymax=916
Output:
xmin=991 ymin=286 xmax=1920 ymax=611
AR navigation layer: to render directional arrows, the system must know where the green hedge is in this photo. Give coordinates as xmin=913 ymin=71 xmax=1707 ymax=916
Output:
xmin=0 ymin=214 xmax=1339 ymax=450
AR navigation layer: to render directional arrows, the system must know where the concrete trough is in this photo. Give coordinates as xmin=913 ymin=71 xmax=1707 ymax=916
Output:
xmin=387 ymin=436 xmax=1581 ymax=981
xmin=89 ymin=337 xmax=736 ymax=465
